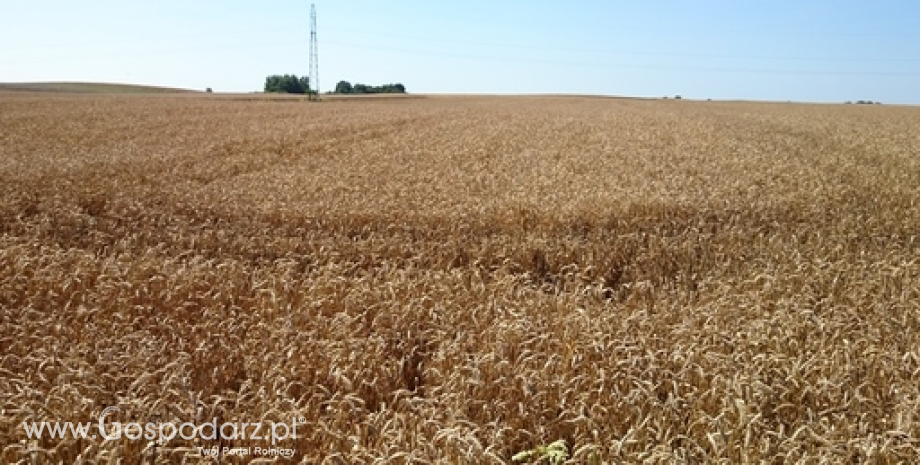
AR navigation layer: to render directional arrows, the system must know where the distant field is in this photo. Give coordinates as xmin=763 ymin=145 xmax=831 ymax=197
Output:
xmin=1 ymin=93 xmax=918 ymax=463
xmin=0 ymin=81 xmax=196 ymax=94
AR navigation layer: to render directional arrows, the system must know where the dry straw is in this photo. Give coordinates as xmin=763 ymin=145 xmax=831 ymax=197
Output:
xmin=1 ymin=93 xmax=918 ymax=463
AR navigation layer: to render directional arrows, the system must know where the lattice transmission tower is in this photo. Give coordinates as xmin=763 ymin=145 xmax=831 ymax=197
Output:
xmin=309 ymin=4 xmax=320 ymax=101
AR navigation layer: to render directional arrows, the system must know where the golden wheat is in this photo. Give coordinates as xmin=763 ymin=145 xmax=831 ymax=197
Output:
xmin=1 ymin=93 xmax=918 ymax=463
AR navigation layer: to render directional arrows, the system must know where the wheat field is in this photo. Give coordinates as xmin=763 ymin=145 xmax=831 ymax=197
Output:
xmin=1 ymin=93 xmax=919 ymax=463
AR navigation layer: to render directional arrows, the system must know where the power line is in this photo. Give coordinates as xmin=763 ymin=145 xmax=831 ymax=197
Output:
xmin=309 ymin=4 xmax=320 ymax=100
xmin=314 ymin=4 xmax=920 ymax=39
xmin=5 ymin=26 xmax=305 ymax=53
xmin=324 ymin=40 xmax=920 ymax=77
xmin=6 ymin=34 xmax=916 ymax=79
xmin=1 ymin=40 xmax=285 ymax=65
xmin=322 ymin=26 xmax=920 ymax=63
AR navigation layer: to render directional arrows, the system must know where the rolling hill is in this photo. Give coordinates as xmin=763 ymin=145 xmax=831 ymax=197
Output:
xmin=0 ymin=81 xmax=197 ymax=94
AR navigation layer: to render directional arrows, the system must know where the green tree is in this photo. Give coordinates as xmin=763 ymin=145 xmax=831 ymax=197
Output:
xmin=341 ymin=82 xmax=407 ymax=94
xmin=264 ymin=74 xmax=310 ymax=94
xmin=334 ymin=81 xmax=353 ymax=94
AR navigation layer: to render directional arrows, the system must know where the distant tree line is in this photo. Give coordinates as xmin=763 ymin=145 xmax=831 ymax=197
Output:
xmin=264 ymin=74 xmax=312 ymax=94
xmin=845 ymin=100 xmax=881 ymax=105
xmin=334 ymin=81 xmax=406 ymax=94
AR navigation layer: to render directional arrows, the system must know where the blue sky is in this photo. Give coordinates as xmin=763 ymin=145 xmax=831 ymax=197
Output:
xmin=3 ymin=0 xmax=919 ymax=102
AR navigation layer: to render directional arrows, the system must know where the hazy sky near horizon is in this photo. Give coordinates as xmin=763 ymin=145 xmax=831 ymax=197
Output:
xmin=3 ymin=0 xmax=920 ymax=103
